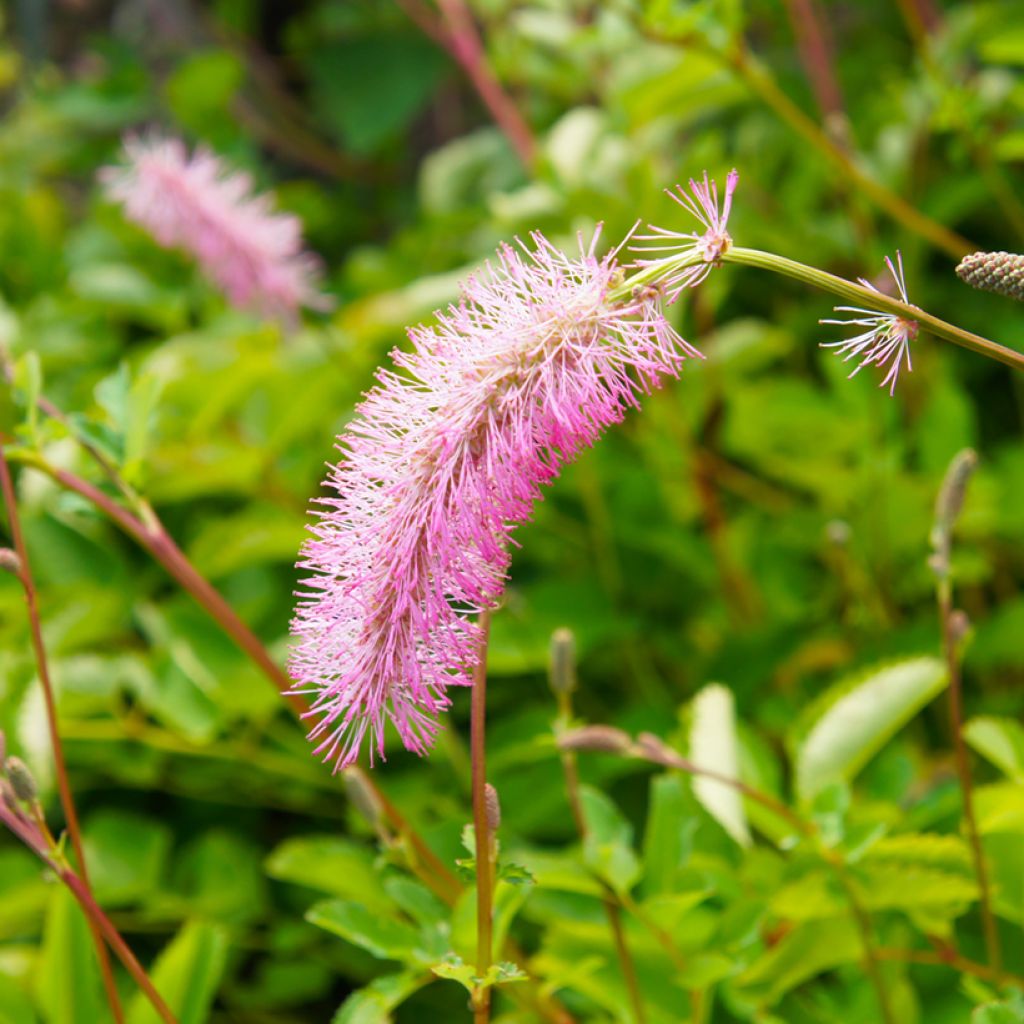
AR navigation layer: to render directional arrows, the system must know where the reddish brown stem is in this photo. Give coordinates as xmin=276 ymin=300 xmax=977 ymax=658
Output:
xmin=939 ymin=584 xmax=1001 ymax=971
xmin=0 ymin=451 xmax=125 ymax=1023
xmin=782 ymin=0 xmax=845 ymax=127
xmin=60 ymin=871 xmax=176 ymax=1023
xmin=23 ymin=459 xmax=462 ymax=903
xmin=471 ymin=611 xmax=493 ymax=1024
xmin=400 ymin=0 xmax=536 ymax=167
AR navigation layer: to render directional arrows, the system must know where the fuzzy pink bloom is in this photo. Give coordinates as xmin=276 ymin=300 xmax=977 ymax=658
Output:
xmin=290 ymin=228 xmax=700 ymax=768
xmin=102 ymin=134 xmax=329 ymax=320
xmin=633 ymin=169 xmax=739 ymax=302
xmin=820 ymin=252 xmax=918 ymax=396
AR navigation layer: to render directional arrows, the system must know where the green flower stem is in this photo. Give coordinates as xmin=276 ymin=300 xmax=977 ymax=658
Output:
xmin=724 ymin=247 xmax=1024 ymax=372
xmin=612 ymin=246 xmax=1024 ymax=374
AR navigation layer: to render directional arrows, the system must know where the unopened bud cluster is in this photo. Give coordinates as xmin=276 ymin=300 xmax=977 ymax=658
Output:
xmin=956 ymin=251 xmax=1024 ymax=302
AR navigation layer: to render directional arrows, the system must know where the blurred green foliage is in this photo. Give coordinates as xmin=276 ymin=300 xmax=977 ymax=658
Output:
xmin=0 ymin=1 xmax=1023 ymax=1021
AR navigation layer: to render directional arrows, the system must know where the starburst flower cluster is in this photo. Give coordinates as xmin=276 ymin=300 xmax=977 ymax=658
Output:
xmin=633 ymin=169 xmax=739 ymax=302
xmin=290 ymin=227 xmax=701 ymax=768
xmin=102 ymin=134 xmax=329 ymax=321
xmin=820 ymin=252 xmax=918 ymax=396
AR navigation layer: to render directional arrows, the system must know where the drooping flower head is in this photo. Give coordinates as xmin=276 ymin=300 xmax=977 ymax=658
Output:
xmin=102 ymin=134 xmax=329 ymax=321
xmin=632 ymin=169 xmax=739 ymax=302
xmin=290 ymin=227 xmax=700 ymax=769
xmin=820 ymin=252 xmax=918 ymax=396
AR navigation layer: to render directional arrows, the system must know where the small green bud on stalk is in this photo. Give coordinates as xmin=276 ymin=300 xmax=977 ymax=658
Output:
xmin=548 ymin=628 xmax=577 ymax=697
xmin=484 ymin=783 xmax=501 ymax=835
xmin=0 ymin=548 xmax=20 ymax=577
xmin=930 ymin=448 xmax=978 ymax=580
xmin=5 ymin=757 xmax=38 ymax=803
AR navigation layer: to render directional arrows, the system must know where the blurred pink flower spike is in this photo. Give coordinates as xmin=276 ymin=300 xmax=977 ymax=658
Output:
xmin=633 ymin=169 xmax=739 ymax=303
xmin=290 ymin=226 xmax=701 ymax=770
xmin=820 ymin=252 xmax=918 ymax=396
xmin=102 ymin=134 xmax=331 ymax=322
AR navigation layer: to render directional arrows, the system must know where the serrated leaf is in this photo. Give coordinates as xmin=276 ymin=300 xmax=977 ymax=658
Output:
xmin=795 ymin=657 xmax=947 ymax=802
xmin=430 ymin=954 xmax=526 ymax=994
xmin=127 ymin=920 xmax=228 ymax=1024
xmin=965 ymin=716 xmax=1024 ymax=783
xmin=864 ymin=833 xmax=973 ymax=873
xmin=689 ymin=683 xmax=751 ymax=846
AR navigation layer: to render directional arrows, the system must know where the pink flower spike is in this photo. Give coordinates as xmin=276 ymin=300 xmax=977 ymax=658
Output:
xmin=633 ymin=169 xmax=739 ymax=303
xmin=290 ymin=228 xmax=700 ymax=770
xmin=820 ymin=251 xmax=918 ymax=396
xmin=101 ymin=133 xmax=330 ymax=322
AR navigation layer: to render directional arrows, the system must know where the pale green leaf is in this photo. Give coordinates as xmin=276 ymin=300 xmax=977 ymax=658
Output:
xmin=795 ymin=657 xmax=947 ymax=801
xmin=689 ymin=683 xmax=751 ymax=846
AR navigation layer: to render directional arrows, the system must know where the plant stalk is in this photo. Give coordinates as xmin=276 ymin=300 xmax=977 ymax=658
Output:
xmin=0 ymin=802 xmax=175 ymax=1023
xmin=471 ymin=611 xmax=493 ymax=1024
xmin=939 ymin=580 xmax=1001 ymax=970
xmin=0 ymin=450 xmax=125 ymax=1023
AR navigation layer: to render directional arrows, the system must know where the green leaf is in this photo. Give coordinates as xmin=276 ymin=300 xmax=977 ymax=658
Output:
xmin=0 ymin=973 xmax=35 ymax=1024
xmin=795 ymin=657 xmax=948 ymax=802
xmin=266 ymin=837 xmax=392 ymax=910
xmin=33 ymin=888 xmax=103 ymax=1024
xmin=127 ymin=921 xmax=228 ymax=1024
xmin=430 ymin=954 xmax=527 ymax=994
xmin=83 ymin=810 xmax=171 ymax=906
xmin=965 ymin=716 xmax=1024 ymax=782
xmin=579 ymin=786 xmax=641 ymax=894
xmin=306 ymin=901 xmax=422 ymax=963
xmin=641 ymin=774 xmax=695 ymax=897
xmin=331 ymin=972 xmax=426 ymax=1024
xmin=738 ymin=917 xmax=862 ymax=1003
xmin=974 ymin=1000 xmax=1024 ymax=1024
xmin=688 ymin=683 xmax=751 ymax=846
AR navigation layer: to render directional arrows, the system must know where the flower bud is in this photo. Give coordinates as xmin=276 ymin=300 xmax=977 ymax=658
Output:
xmin=956 ymin=251 xmax=1024 ymax=302
xmin=484 ymin=783 xmax=501 ymax=834
xmin=0 ymin=548 xmax=21 ymax=576
xmin=558 ymin=724 xmax=633 ymax=755
xmin=949 ymin=609 xmax=971 ymax=647
xmin=930 ymin=448 xmax=978 ymax=578
xmin=4 ymin=757 xmax=37 ymax=803
xmin=548 ymin=628 xmax=577 ymax=697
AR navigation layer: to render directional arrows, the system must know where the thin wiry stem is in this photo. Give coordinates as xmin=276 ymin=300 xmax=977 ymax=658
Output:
xmin=5 ymin=445 xmax=463 ymax=905
xmin=0 ymin=793 xmax=175 ymax=1022
xmin=471 ymin=611 xmax=494 ymax=1024
xmin=711 ymin=39 xmax=973 ymax=258
xmin=397 ymin=0 xmax=536 ymax=167
xmin=938 ymin=580 xmax=1001 ymax=970
xmin=0 ymin=449 xmax=125 ymax=1023
xmin=617 ymin=246 xmax=1024 ymax=373
xmin=557 ymin=745 xmax=648 ymax=1023
xmin=574 ymin=729 xmax=898 ymax=1021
